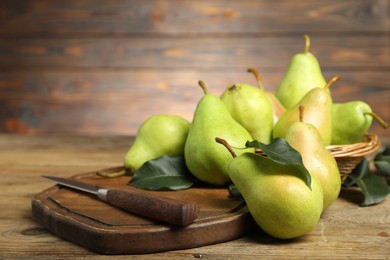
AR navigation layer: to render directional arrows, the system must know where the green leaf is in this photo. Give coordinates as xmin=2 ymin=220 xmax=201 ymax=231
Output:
xmin=351 ymin=157 xmax=371 ymax=179
xmin=347 ymin=158 xmax=390 ymax=207
xmin=128 ymin=155 xmax=197 ymax=191
xmin=342 ymin=176 xmax=356 ymax=188
xmin=374 ymin=145 xmax=390 ymax=176
xmin=245 ymin=138 xmax=312 ymax=189
xmin=342 ymin=157 xmax=368 ymax=188
xmin=374 ymin=160 xmax=390 ymax=176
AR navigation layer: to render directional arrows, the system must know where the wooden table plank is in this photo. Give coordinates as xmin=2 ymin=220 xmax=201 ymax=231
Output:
xmin=0 ymin=0 xmax=387 ymax=35
xmin=1 ymin=36 xmax=388 ymax=69
xmin=0 ymin=134 xmax=389 ymax=258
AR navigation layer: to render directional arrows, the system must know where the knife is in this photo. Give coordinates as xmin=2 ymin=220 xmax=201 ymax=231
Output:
xmin=42 ymin=175 xmax=199 ymax=226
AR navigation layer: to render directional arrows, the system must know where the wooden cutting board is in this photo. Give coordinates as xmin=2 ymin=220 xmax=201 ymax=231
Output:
xmin=31 ymin=166 xmax=255 ymax=254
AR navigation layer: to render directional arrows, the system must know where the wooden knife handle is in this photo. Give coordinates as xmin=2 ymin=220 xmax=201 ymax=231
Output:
xmin=97 ymin=188 xmax=199 ymax=226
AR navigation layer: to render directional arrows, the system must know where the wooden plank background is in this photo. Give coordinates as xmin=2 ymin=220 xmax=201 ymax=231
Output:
xmin=0 ymin=0 xmax=389 ymax=137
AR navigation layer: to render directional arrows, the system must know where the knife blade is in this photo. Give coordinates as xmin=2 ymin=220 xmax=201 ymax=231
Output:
xmin=42 ymin=175 xmax=199 ymax=226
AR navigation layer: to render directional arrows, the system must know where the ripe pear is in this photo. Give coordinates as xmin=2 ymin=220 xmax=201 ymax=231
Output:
xmin=285 ymin=106 xmax=341 ymax=209
xmin=273 ymin=75 xmax=340 ymax=146
xmin=124 ymin=114 xmax=190 ymax=173
xmin=227 ymin=152 xmax=323 ymax=239
xmin=220 ymin=68 xmax=273 ymax=144
xmin=184 ymin=81 xmax=253 ymax=186
xmin=276 ymin=34 xmax=326 ymax=109
xmin=331 ymin=101 xmax=388 ymax=144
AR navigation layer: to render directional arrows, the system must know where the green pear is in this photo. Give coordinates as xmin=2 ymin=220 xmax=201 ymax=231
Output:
xmin=220 ymin=68 xmax=273 ymax=144
xmin=285 ymin=106 xmax=341 ymax=209
xmin=276 ymin=34 xmax=326 ymax=109
xmin=273 ymin=75 xmax=340 ymax=146
xmin=184 ymin=81 xmax=253 ymax=186
xmin=331 ymin=101 xmax=388 ymax=144
xmin=124 ymin=114 xmax=190 ymax=173
xmin=227 ymin=152 xmax=323 ymax=239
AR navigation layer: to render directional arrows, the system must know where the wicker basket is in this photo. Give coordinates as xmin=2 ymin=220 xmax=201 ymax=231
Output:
xmin=327 ymin=133 xmax=381 ymax=181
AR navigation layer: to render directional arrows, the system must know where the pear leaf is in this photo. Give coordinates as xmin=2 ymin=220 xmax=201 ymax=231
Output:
xmin=346 ymin=158 xmax=389 ymax=207
xmin=245 ymin=138 xmax=311 ymax=189
xmin=374 ymin=160 xmax=390 ymax=176
xmin=128 ymin=155 xmax=197 ymax=191
xmin=374 ymin=145 xmax=390 ymax=176
xmin=342 ymin=157 xmax=368 ymax=188
xmin=342 ymin=175 xmax=356 ymax=188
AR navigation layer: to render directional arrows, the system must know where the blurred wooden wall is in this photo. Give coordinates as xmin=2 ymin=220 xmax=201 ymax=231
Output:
xmin=0 ymin=0 xmax=389 ymax=137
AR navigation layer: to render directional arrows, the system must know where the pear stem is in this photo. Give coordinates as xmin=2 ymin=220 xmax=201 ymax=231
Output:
xmin=198 ymin=80 xmax=209 ymax=95
xmin=215 ymin=137 xmax=237 ymax=158
xmin=299 ymin=105 xmax=305 ymax=122
xmin=324 ymin=74 xmax=341 ymax=89
xmin=247 ymin=67 xmax=264 ymax=90
xmin=303 ymin=34 xmax=310 ymax=53
xmin=364 ymin=112 xmax=388 ymax=129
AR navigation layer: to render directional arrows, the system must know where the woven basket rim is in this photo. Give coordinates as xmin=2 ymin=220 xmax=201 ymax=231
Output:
xmin=327 ymin=133 xmax=381 ymax=157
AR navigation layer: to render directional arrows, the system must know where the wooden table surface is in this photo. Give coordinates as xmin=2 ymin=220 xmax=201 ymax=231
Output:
xmin=1 ymin=133 xmax=389 ymax=259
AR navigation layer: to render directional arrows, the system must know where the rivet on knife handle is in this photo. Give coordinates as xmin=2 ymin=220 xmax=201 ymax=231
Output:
xmin=97 ymin=188 xmax=199 ymax=226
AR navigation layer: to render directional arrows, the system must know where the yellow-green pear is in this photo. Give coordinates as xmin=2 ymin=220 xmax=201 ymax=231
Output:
xmin=227 ymin=152 xmax=323 ymax=239
xmin=285 ymin=106 xmax=341 ymax=209
xmin=124 ymin=114 xmax=190 ymax=173
xmin=184 ymin=81 xmax=253 ymax=186
xmin=331 ymin=101 xmax=388 ymax=144
xmin=273 ymin=75 xmax=340 ymax=146
xmin=276 ymin=34 xmax=326 ymax=109
xmin=220 ymin=68 xmax=273 ymax=144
